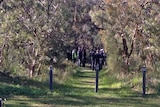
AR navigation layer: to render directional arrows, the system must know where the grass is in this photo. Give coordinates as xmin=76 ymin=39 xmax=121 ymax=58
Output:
xmin=1 ymin=66 xmax=160 ymax=107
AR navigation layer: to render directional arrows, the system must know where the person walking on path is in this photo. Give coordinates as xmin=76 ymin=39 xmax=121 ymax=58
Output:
xmin=99 ymin=48 xmax=104 ymax=70
xmin=77 ymin=47 xmax=82 ymax=66
xmin=94 ymin=49 xmax=101 ymax=70
xmin=90 ymin=48 xmax=95 ymax=70
xmin=82 ymin=48 xmax=86 ymax=67
xmin=72 ymin=49 xmax=77 ymax=63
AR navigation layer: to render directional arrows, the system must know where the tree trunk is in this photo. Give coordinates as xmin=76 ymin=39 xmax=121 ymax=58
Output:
xmin=37 ymin=63 xmax=41 ymax=76
xmin=29 ymin=59 xmax=36 ymax=77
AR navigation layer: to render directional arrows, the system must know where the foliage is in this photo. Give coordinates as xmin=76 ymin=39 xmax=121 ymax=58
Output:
xmin=90 ymin=0 xmax=160 ymax=72
xmin=0 ymin=0 xmax=100 ymax=77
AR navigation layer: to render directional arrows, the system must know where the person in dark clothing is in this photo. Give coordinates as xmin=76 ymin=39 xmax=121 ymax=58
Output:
xmin=99 ymin=48 xmax=104 ymax=70
xmin=77 ymin=47 xmax=82 ymax=66
xmin=82 ymin=48 xmax=86 ymax=67
xmin=66 ymin=50 xmax=72 ymax=61
xmin=94 ymin=49 xmax=101 ymax=70
xmin=90 ymin=49 xmax=95 ymax=70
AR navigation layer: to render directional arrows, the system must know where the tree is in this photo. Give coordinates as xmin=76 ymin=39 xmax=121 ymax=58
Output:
xmin=0 ymin=0 xmax=100 ymax=77
xmin=90 ymin=0 xmax=160 ymax=72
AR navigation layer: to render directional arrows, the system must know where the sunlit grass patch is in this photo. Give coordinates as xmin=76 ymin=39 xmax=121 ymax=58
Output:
xmin=1 ymin=65 xmax=160 ymax=107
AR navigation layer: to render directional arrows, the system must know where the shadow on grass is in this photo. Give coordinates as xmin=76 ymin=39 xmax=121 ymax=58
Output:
xmin=38 ymin=90 xmax=160 ymax=107
xmin=1 ymin=78 xmax=160 ymax=107
xmin=44 ymin=82 xmax=160 ymax=107
xmin=0 ymin=72 xmax=47 ymax=89
xmin=5 ymin=103 xmax=31 ymax=107
xmin=1 ymin=70 xmax=160 ymax=107
xmin=0 ymin=82 xmax=48 ymax=98
xmin=78 ymin=75 xmax=95 ymax=78
xmin=0 ymin=72 xmax=50 ymax=98
xmin=80 ymin=80 xmax=95 ymax=84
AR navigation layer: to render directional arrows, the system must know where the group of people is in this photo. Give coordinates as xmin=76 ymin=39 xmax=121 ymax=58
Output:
xmin=66 ymin=47 xmax=107 ymax=71
xmin=67 ymin=47 xmax=87 ymax=67
xmin=90 ymin=48 xmax=106 ymax=70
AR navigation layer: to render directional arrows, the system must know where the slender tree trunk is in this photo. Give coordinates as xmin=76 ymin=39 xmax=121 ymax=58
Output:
xmin=37 ymin=63 xmax=41 ymax=75
xmin=29 ymin=59 xmax=36 ymax=77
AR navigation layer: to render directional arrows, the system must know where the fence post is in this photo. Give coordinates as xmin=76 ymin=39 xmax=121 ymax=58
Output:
xmin=95 ymin=65 xmax=99 ymax=93
xmin=49 ymin=65 xmax=53 ymax=91
xmin=141 ymin=66 xmax=147 ymax=96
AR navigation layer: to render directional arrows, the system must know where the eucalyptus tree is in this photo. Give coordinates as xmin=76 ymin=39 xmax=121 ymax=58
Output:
xmin=0 ymin=0 xmax=75 ymax=77
xmin=90 ymin=0 xmax=160 ymax=72
xmin=0 ymin=0 xmax=100 ymax=77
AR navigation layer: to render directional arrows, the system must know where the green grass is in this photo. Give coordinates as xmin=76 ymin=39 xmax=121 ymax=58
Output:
xmin=1 ymin=66 xmax=160 ymax=107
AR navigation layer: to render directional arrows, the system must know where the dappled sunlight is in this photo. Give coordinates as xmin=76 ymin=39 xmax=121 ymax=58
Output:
xmin=1 ymin=67 xmax=160 ymax=106
xmin=0 ymin=0 xmax=160 ymax=106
